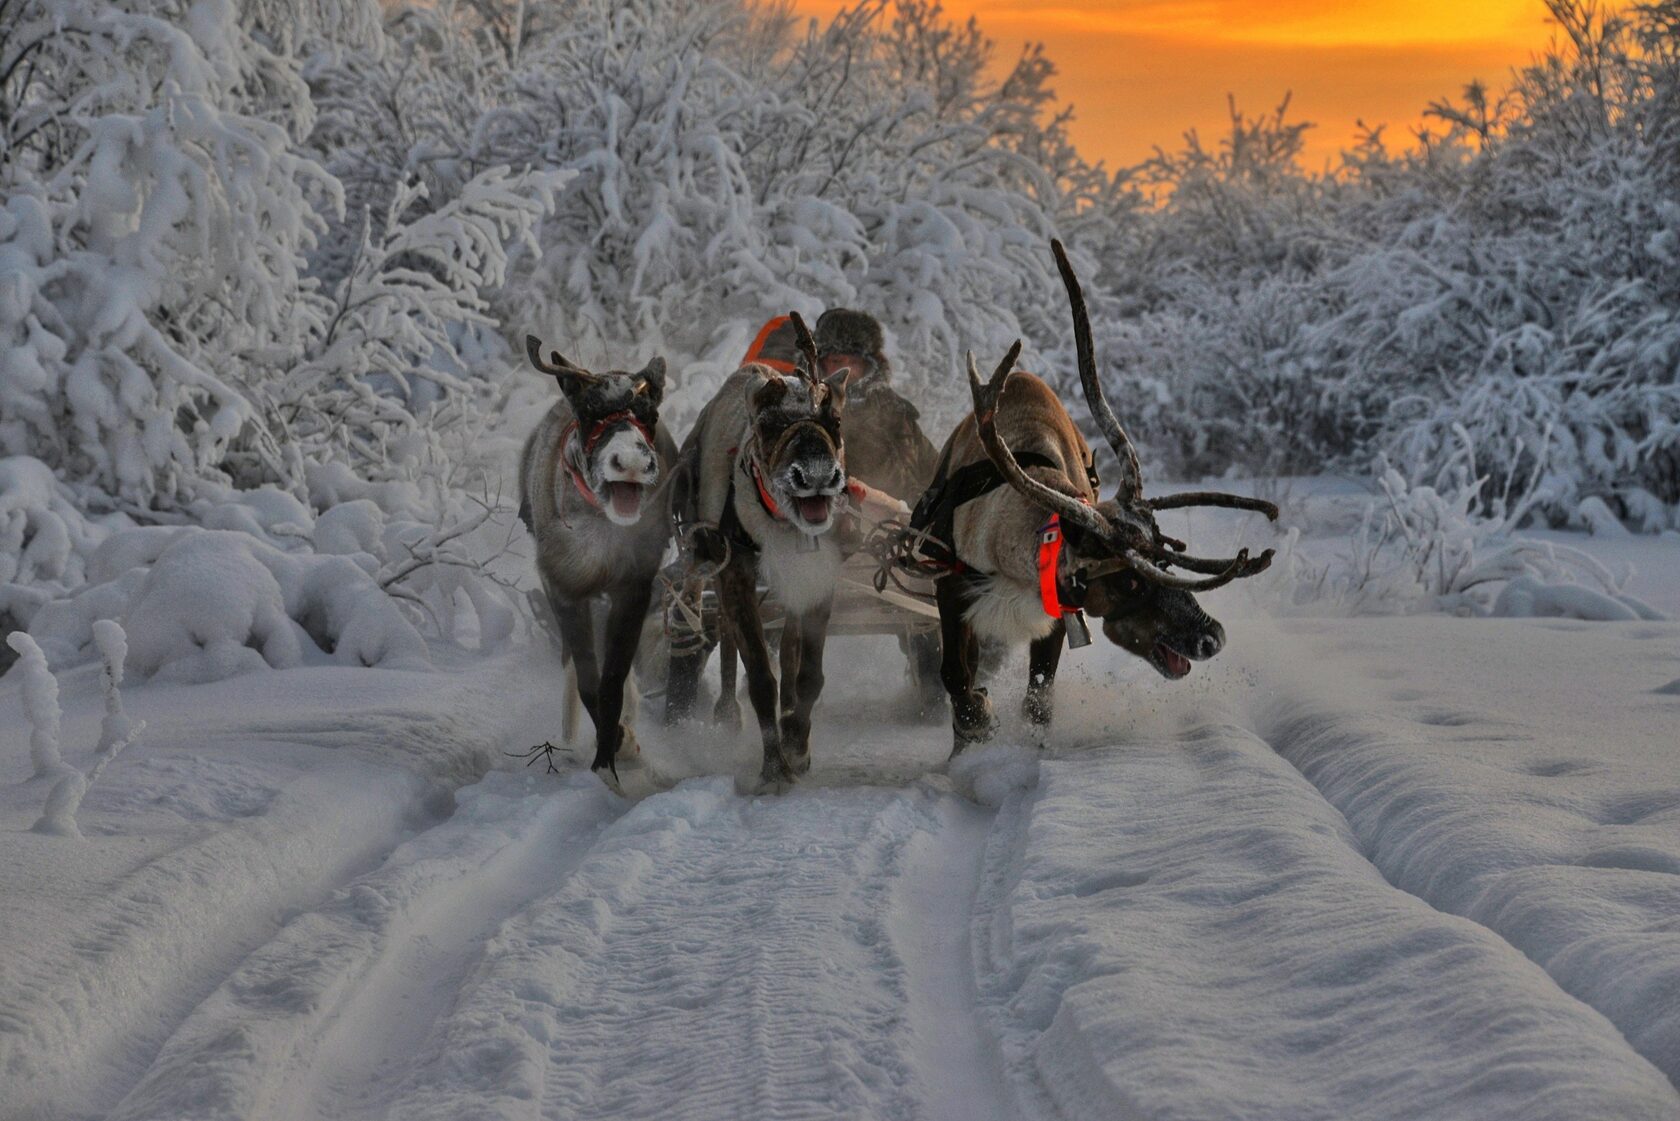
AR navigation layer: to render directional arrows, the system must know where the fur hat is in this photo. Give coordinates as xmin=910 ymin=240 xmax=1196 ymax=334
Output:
xmin=813 ymin=308 xmax=885 ymax=361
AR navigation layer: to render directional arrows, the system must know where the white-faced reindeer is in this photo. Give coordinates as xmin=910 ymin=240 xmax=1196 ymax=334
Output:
xmin=670 ymin=313 xmax=850 ymax=792
xmin=519 ymin=335 xmax=678 ymax=781
xmin=920 ymin=240 xmax=1279 ymax=753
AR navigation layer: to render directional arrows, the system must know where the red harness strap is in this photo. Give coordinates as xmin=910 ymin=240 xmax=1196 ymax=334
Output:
xmin=580 ymin=410 xmax=653 ymax=453
xmin=1036 ymin=514 xmax=1070 ymax=618
xmin=560 ymin=413 xmax=655 ymax=511
xmin=750 ymin=457 xmax=783 ymax=521
xmin=559 ymin=423 xmax=602 ymax=509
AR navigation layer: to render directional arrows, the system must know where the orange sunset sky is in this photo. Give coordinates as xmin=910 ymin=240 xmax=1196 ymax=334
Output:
xmin=792 ymin=0 xmax=1567 ymax=171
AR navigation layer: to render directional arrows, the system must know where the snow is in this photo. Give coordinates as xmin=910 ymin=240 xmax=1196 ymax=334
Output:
xmin=4 ymin=556 xmax=1678 ymax=1118
xmin=3 ymin=0 xmax=1680 ymax=1114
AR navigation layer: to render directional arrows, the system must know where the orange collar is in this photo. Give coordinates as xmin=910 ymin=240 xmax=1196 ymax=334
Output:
xmin=1036 ymin=514 xmax=1072 ymax=618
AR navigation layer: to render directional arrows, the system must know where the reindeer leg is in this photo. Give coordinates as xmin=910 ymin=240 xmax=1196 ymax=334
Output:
xmin=1023 ymin=619 xmax=1066 ymax=747
xmin=718 ymin=555 xmax=790 ymax=791
xmin=779 ymin=601 xmax=831 ymax=776
xmin=555 ymin=601 xmax=604 ymax=758
xmin=778 ymin=612 xmax=801 ymax=736
xmin=663 ymin=575 xmax=708 ymax=725
xmin=907 ymin=629 xmax=946 ymax=722
xmin=591 ymin=581 xmax=654 ymax=779
xmin=712 ymin=628 xmax=741 ymax=730
xmin=936 ymin=576 xmax=995 ymax=757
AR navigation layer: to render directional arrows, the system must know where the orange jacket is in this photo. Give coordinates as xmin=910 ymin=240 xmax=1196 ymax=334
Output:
xmin=742 ymin=315 xmax=799 ymax=374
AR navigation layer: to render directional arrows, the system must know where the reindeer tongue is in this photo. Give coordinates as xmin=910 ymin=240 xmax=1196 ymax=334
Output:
xmin=1155 ymin=641 xmax=1192 ymax=679
xmin=608 ymin=482 xmax=641 ymax=518
xmin=796 ymin=495 xmax=831 ymax=525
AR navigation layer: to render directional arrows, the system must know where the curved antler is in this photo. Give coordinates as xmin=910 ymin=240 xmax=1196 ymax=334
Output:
xmin=1153 ymin=547 xmax=1275 ymax=576
xmin=1051 ymin=238 xmax=1143 ymax=503
xmin=525 ymin=334 xmax=596 ymax=381
xmin=1149 ymin=492 xmax=1280 ymax=520
xmin=1121 ymin=547 xmax=1274 ymax=591
xmin=788 ymin=311 xmax=820 ymax=385
xmin=966 ymin=345 xmax=1116 ymax=543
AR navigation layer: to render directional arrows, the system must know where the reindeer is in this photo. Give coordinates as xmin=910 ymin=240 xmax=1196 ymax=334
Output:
xmin=918 ymin=240 xmax=1279 ymax=754
xmin=670 ymin=313 xmax=850 ymax=792
xmin=519 ymin=335 xmax=678 ymax=782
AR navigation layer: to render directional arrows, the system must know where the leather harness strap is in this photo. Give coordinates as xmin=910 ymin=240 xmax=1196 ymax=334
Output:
xmin=559 ymin=413 xmax=654 ymax=511
xmin=908 ymin=445 xmax=1099 ymax=625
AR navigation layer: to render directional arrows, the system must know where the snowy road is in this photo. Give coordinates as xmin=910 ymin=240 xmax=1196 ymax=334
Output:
xmin=4 ymin=613 xmax=1680 ymax=1120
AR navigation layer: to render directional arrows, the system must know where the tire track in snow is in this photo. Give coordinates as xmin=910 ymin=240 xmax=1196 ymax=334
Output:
xmin=888 ymin=791 xmax=1016 ymax=1121
xmin=964 ymin=721 xmax=1679 ymax=1120
xmin=1251 ymin=691 xmax=1680 ymax=1088
xmin=279 ymin=778 xmax=626 ymax=1121
xmin=0 ymin=755 xmax=445 ymax=1121
xmin=110 ymin=774 xmax=624 ymax=1121
xmin=374 ymin=776 xmax=1019 ymax=1121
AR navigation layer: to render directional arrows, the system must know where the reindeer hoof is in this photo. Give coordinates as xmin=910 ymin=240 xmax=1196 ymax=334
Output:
xmin=712 ymin=697 xmax=742 ymax=731
xmin=591 ymin=755 xmax=624 ymax=793
xmin=952 ymin=689 xmax=997 ymax=750
xmin=743 ymin=767 xmax=795 ymax=796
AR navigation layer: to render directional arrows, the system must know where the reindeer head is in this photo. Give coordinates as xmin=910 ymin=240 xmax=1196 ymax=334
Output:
xmin=527 ymin=335 xmax=666 ymax=526
xmin=746 ymin=312 xmax=849 ymax=535
xmin=965 ymin=239 xmax=1280 ymax=679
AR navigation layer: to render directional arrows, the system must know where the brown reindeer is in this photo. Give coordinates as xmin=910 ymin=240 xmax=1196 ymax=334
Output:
xmin=671 ymin=313 xmax=850 ymax=792
xmin=921 ymin=240 xmax=1279 ymax=754
xmin=519 ymin=335 xmax=678 ymax=782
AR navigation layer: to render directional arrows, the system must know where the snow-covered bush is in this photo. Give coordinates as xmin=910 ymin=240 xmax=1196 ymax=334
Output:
xmin=21 ymin=620 xmax=145 ymax=839
xmin=1267 ymin=458 xmax=1662 ymax=618
xmin=319 ymin=0 xmax=1123 ymax=433
xmin=5 ymin=631 xmax=71 ymax=780
xmin=0 ymin=457 xmax=114 ymax=665
xmin=0 ymin=0 xmax=338 ymax=505
xmin=27 ymin=528 xmax=430 ymax=682
xmin=1110 ymin=3 xmax=1680 ymax=524
xmin=1 ymin=0 xmax=567 ymax=510
xmin=93 ymin=619 xmax=139 ymax=754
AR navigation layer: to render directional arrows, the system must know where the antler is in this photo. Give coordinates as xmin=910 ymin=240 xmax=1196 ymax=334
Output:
xmin=788 ymin=311 xmax=820 ymax=385
xmin=525 ymin=334 xmax=596 ymax=381
xmin=1051 ymin=238 xmax=1143 ymax=503
xmin=966 ymin=345 xmax=1117 ymax=544
xmin=1153 ymin=547 xmax=1277 ymax=576
xmin=1149 ymin=492 xmax=1280 ymax=520
xmin=1120 ymin=548 xmax=1274 ymax=592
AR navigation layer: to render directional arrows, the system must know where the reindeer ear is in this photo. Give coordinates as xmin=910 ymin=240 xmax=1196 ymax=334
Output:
xmin=633 ymin=356 xmax=667 ymax=404
xmin=820 ymin=369 xmax=848 ymax=415
xmin=751 ymin=374 xmax=790 ymax=414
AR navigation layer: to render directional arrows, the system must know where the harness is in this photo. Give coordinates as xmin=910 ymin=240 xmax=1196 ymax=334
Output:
xmin=558 ymin=411 xmax=654 ymax=510
xmin=906 ymin=442 xmax=1099 ymax=640
xmin=713 ymin=417 xmax=850 ymax=555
